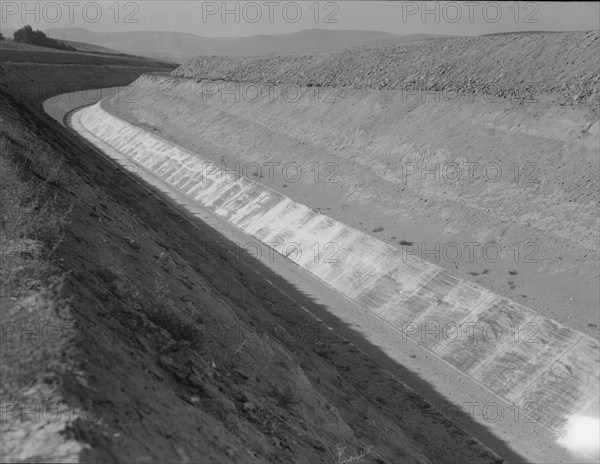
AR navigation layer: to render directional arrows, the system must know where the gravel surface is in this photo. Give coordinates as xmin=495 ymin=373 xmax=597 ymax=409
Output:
xmin=173 ymin=30 xmax=600 ymax=109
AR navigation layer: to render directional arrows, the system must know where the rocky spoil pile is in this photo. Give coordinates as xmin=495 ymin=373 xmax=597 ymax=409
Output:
xmin=173 ymin=30 xmax=600 ymax=108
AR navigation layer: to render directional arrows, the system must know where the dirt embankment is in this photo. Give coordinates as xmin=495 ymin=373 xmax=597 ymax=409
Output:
xmin=2 ymin=80 xmax=504 ymax=464
xmin=173 ymin=30 xmax=600 ymax=108
xmin=105 ymin=72 xmax=599 ymax=338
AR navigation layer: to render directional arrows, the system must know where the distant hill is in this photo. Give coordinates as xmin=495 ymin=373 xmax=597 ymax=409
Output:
xmin=61 ymin=39 xmax=124 ymax=55
xmin=38 ymin=28 xmax=447 ymax=63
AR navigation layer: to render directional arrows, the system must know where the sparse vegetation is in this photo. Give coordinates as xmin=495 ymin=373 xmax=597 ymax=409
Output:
xmin=144 ymin=280 xmax=204 ymax=345
xmin=1 ymin=94 xmax=78 ymax=460
xmin=96 ymin=266 xmax=119 ymax=284
xmin=372 ymin=226 xmax=384 ymax=233
xmin=0 ymin=95 xmax=71 ymax=294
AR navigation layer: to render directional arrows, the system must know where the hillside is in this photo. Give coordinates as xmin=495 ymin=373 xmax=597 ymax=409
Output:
xmin=173 ymin=30 xmax=600 ymax=108
xmin=40 ymin=28 xmax=446 ymax=63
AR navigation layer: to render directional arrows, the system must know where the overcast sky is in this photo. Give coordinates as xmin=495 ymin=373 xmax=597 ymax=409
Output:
xmin=2 ymin=1 xmax=599 ymax=37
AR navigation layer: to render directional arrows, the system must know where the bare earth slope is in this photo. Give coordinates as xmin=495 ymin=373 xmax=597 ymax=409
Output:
xmin=174 ymin=30 xmax=600 ymax=108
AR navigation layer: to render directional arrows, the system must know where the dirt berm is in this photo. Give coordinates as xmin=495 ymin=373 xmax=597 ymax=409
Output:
xmin=106 ymin=30 xmax=599 ymax=339
xmin=173 ymin=30 xmax=600 ymax=108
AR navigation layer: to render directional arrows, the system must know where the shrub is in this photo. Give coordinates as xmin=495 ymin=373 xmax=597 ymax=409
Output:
xmin=13 ymin=25 xmax=76 ymax=51
xmin=269 ymin=384 xmax=300 ymax=409
xmin=144 ymin=280 xmax=203 ymax=345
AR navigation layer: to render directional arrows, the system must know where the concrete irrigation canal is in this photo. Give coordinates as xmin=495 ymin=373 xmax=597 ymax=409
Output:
xmin=43 ymin=90 xmax=599 ymax=464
